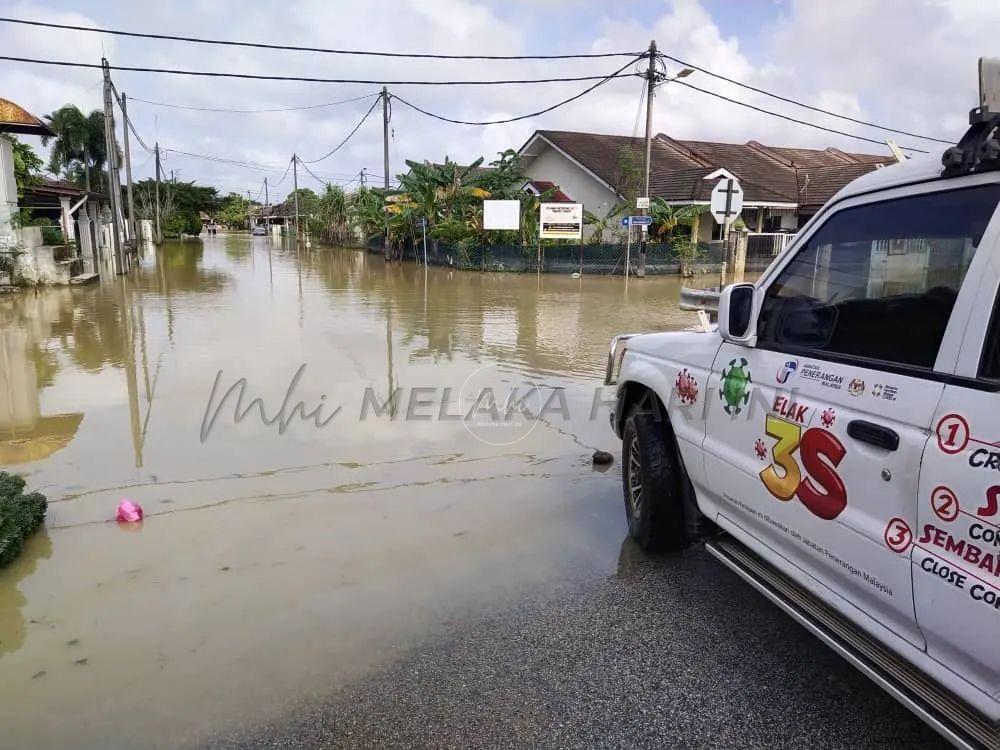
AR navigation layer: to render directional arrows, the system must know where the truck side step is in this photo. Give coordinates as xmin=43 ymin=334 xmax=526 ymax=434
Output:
xmin=705 ymin=534 xmax=998 ymax=750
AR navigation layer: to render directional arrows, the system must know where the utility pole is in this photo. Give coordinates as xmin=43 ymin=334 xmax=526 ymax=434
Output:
xmin=247 ymin=189 xmax=252 ymax=232
xmin=101 ymin=58 xmax=124 ymax=273
xmin=292 ymin=154 xmax=300 ymax=243
xmin=359 ymin=168 xmax=366 ymax=189
xmin=153 ymin=142 xmax=162 ymax=245
xmin=120 ymin=91 xmax=137 ymax=246
xmin=638 ymin=39 xmax=657 ymax=279
xmin=382 ymin=86 xmax=390 ymax=261
xmin=264 ymin=177 xmax=268 ymax=207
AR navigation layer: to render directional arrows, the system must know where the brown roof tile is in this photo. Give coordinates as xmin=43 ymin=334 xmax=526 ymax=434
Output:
xmin=525 ymin=129 xmax=893 ymax=209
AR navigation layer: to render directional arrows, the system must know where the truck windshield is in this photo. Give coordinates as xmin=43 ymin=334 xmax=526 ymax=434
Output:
xmin=757 ymin=184 xmax=1000 ymax=369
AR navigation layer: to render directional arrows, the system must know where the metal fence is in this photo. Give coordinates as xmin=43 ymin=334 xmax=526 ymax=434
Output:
xmin=746 ymin=232 xmax=795 ymax=272
xmin=370 ymin=239 xmax=726 ymax=275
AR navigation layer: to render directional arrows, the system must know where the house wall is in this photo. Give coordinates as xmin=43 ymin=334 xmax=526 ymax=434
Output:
xmin=524 ymin=144 xmax=620 ymax=239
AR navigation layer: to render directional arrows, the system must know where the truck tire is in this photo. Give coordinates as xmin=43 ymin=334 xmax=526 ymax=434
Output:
xmin=621 ymin=408 xmax=688 ymax=552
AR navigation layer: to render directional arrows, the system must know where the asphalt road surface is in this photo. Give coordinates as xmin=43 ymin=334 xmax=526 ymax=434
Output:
xmin=207 ymin=543 xmax=947 ymax=750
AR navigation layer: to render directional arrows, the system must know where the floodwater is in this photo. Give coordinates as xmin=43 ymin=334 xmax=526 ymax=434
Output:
xmin=0 ymin=236 xmax=708 ymax=749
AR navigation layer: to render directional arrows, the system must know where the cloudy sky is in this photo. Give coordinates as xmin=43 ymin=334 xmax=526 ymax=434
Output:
xmin=2 ymin=0 xmax=995 ymax=202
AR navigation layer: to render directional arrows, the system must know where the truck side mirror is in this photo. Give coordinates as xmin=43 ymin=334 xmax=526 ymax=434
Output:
xmin=718 ymin=283 xmax=756 ymax=344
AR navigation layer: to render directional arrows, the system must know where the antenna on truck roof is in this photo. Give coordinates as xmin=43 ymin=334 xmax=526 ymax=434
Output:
xmin=942 ymin=58 xmax=1000 ymax=176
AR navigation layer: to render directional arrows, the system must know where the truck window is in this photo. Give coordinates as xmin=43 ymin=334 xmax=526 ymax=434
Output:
xmin=757 ymin=184 xmax=1000 ymax=369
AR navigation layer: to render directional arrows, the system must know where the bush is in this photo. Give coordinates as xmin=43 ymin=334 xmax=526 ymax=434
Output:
xmin=0 ymin=472 xmax=47 ymax=567
xmin=164 ymin=210 xmax=203 ymax=237
xmin=39 ymin=224 xmax=65 ymax=245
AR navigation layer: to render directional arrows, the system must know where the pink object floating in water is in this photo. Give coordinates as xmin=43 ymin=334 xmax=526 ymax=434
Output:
xmin=116 ymin=499 xmax=144 ymax=523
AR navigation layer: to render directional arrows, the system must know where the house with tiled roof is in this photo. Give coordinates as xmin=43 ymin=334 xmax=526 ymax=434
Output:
xmin=517 ymin=129 xmax=894 ymax=244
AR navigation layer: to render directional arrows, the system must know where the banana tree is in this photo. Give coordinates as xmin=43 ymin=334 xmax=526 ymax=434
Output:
xmin=648 ymin=198 xmax=705 ymax=241
xmin=584 ymin=201 xmax=629 ymax=244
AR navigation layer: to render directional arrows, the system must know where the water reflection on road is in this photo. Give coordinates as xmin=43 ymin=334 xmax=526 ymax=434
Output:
xmin=0 ymin=235 xmax=707 ymax=749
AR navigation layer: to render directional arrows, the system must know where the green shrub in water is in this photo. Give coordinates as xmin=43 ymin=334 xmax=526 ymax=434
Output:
xmin=0 ymin=472 xmax=47 ymax=567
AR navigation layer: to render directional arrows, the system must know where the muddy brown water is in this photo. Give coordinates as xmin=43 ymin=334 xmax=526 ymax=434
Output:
xmin=0 ymin=236 xmax=711 ymax=749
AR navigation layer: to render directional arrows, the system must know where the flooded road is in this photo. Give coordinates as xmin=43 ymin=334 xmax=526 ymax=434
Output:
xmin=0 ymin=236 xmax=709 ymax=749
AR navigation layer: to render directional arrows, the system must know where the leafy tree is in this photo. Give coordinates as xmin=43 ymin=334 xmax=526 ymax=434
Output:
xmin=6 ymin=137 xmax=43 ymax=196
xmin=615 ymin=146 xmax=644 ymax=203
xmin=217 ymin=193 xmax=250 ymax=229
xmin=133 ymin=179 xmax=220 ymax=238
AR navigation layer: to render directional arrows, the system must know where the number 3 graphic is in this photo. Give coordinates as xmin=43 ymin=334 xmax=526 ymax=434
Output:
xmin=760 ymin=415 xmax=801 ymax=501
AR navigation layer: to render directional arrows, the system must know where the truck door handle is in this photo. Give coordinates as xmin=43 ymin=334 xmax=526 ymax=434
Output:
xmin=847 ymin=420 xmax=899 ymax=451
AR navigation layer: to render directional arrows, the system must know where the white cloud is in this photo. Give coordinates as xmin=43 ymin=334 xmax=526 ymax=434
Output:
xmin=3 ymin=0 xmax=997 ymax=196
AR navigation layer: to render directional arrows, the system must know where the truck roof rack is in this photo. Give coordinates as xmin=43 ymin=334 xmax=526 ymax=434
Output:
xmin=942 ymin=107 xmax=1000 ymax=176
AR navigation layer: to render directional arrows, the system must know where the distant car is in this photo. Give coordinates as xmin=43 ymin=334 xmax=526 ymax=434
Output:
xmin=251 ymin=226 xmax=267 ymax=236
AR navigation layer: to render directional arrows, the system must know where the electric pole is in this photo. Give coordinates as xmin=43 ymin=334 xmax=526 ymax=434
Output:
xmin=264 ymin=177 xmax=268 ymax=207
xmin=120 ymin=91 xmax=137 ymax=246
xmin=247 ymin=190 xmax=252 ymax=232
xmin=639 ymin=39 xmax=657 ymax=279
xmin=292 ymin=154 xmax=300 ymax=243
xmin=154 ymin=142 xmax=162 ymax=245
xmin=382 ymin=86 xmax=390 ymax=261
xmin=360 ymin=168 xmax=366 ymax=189
xmin=101 ymin=58 xmax=124 ymax=273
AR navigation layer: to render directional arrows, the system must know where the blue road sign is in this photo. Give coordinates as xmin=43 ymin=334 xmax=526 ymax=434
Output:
xmin=630 ymin=215 xmax=652 ymax=226
xmin=620 ymin=217 xmax=630 ymax=227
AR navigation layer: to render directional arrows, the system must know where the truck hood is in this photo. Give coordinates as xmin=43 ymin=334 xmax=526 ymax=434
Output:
xmin=625 ymin=328 xmax=723 ymax=371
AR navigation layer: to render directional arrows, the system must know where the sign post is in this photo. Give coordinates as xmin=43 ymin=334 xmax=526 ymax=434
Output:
xmin=539 ymin=202 xmax=583 ymax=274
xmin=709 ymin=176 xmax=744 ymax=286
xmin=623 ymin=216 xmax=632 ymax=281
xmin=417 ymin=217 xmax=428 ymax=266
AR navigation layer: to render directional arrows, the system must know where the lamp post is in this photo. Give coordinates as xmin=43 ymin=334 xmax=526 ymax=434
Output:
xmin=638 ymin=49 xmax=694 ymax=277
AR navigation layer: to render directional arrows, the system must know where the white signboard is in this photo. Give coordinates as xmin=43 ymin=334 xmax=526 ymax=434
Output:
xmin=539 ymin=202 xmax=583 ymax=240
xmin=710 ymin=178 xmax=743 ymax=226
xmin=483 ymin=199 xmax=521 ymax=231
xmin=636 ymin=196 xmax=650 ymax=210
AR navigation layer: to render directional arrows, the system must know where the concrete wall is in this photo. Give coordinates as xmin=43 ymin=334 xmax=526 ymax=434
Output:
xmin=0 ymin=137 xmax=18 ymax=249
xmin=523 ymin=143 xmax=621 ymax=240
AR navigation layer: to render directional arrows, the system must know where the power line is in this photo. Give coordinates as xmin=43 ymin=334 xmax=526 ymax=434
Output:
xmin=272 ymin=158 xmax=294 ymax=188
xmin=657 ymin=52 xmax=951 ymax=145
xmin=127 ymin=92 xmax=379 ymax=114
xmin=0 ymin=17 xmax=640 ymax=60
xmin=297 ymin=158 xmax=331 ymax=187
xmin=299 ymin=98 xmax=381 ymax=163
xmin=0 ymin=55 xmax=640 ymax=86
xmin=672 ymin=79 xmax=930 ymax=154
xmin=162 ymin=148 xmax=289 ymax=171
xmin=390 ymin=56 xmax=640 ymax=125
xmin=109 ymin=82 xmax=155 ymax=153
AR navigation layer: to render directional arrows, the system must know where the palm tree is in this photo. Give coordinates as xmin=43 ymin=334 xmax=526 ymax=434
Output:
xmin=41 ymin=105 xmax=112 ymax=192
xmin=41 ymin=105 xmax=87 ymax=185
xmin=318 ymin=184 xmax=350 ymax=243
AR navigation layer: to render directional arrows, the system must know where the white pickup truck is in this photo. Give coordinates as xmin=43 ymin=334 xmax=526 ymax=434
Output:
xmin=606 ymin=105 xmax=1000 ymax=749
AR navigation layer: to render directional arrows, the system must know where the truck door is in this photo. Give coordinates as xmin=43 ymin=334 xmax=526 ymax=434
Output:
xmin=702 ymin=183 xmax=1000 ymax=648
xmin=916 ymin=251 xmax=1000 ymax=700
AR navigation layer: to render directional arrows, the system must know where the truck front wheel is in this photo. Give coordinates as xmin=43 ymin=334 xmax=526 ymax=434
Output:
xmin=621 ymin=408 xmax=687 ymax=552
